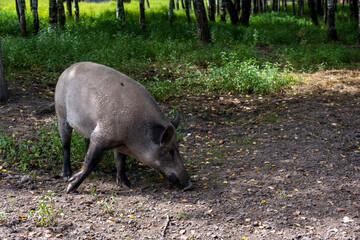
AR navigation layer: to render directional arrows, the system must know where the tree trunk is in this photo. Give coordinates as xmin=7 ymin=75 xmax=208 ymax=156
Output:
xmin=271 ymin=0 xmax=277 ymax=11
xmin=30 ymin=0 xmax=39 ymax=34
xmin=327 ymin=0 xmax=337 ymax=41
xmin=0 ymin=40 xmax=9 ymax=104
xmin=323 ymin=0 xmax=327 ymax=22
xmin=240 ymin=0 xmax=251 ymax=26
xmin=297 ymin=0 xmax=304 ymax=16
xmin=253 ymin=0 xmax=258 ymax=13
xmin=116 ymin=0 xmax=125 ymax=27
xmin=259 ymin=0 xmax=264 ymax=12
xmin=74 ymin=0 xmax=79 ymax=20
xmin=224 ymin=0 xmax=239 ymax=24
xmin=49 ymin=0 xmax=57 ymax=25
xmin=216 ymin=0 xmax=220 ymax=14
xmin=308 ymin=0 xmax=319 ymax=25
xmin=207 ymin=0 xmax=216 ymax=22
xmin=146 ymin=0 xmax=150 ymax=8
xmin=16 ymin=0 xmax=27 ymax=36
xmin=349 ymin=0 xmax=358 ymax=20
xmin=168 ymin=0 xmax=175 ymax=23
xmin=292 ymin=0 xmax=296 ymax=14
xmin=58 ymin=0 xmax=66 ymax=26
xmin=66 ymin=0 xmax=72 ymax=17
xmin=176 ymin=0 xmax=179 ymax=9
xmin=263 ymin=0 xmax=267 ymax=12
xmin=235 ymin=0 xmax=241 ymax=12
xmin=358 ymin=0 xmax=360 ymax=46
xmin=220 ymin=0 xmax=226 ymax=21
xmin=315 ymin=0 xmax=323 ymax=16
xmin=185 ymin=0 xmax=191 ymax=23
xmin=192 ymin=0 xmax=211 ymax=43
xmin=139 ymin=0 xmax=146 ymax=30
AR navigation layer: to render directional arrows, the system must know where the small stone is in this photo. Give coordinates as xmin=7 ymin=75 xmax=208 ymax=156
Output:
xmin=21 ymin=175 xmax=33 ymax=183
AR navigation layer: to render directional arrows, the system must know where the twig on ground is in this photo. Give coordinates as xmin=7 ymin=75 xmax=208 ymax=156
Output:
xmin=162 ymin=215 xmax=171 ymax=237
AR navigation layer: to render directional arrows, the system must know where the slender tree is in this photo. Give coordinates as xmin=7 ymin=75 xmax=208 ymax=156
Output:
xmin=315 ymin=0 xmax=323 ymax=16
xmin=253 ymin=0 xmax=259 ymax=13
xmin=271 ymin=0 xmax=277 ymax=11
xmin=192 ymin=0 xmax=211 ymax=43
xmin=139 ymin=0 xmax=146 ymax=30
xmin=146 ymin=0 xmax=150 ymax=8
xmin=185 ymin=0 xmax=191 ymax=23
xmin=58 ymin=0 xmax=66 ymax=26
xmin=292 ymin=0 xmax=296 ymax=15
xmin=240 ymin=0 xmax=251 ymax=26
xmin=0 ymin=39 xmax=9 ymax=104
xmin=207 ymin=0 xmax=216 ymax=22
xmin=220 ymin=0 xmax=226 ymax=21
xmin=308 ymin=0 xmax=319 ymax=25
xmin=16 ymin=0 xmax=27 ymax=36
xmin=74 ymin=0 xmax=79 ymax=20
xmin=49 ymin=0 xmax=58 ymax=25
xmin=297 ymin=0 xmax=304 ymax=16
xmin=30 ymin=0 xmax=39 ymax=34
xmin=66 ymin=0 xmax=72 ymax=17
xmin=327 ymin=0 xmax=337 ymax=41
xmin=116 ymin=0 xmax=125 ymax=26
xmin=223 ymin=0 xmax=238 ymax=24
xmin=169 ymin=0 xmax=175 ymax=23
xmin=324 ymin=0 xmax=328 ymax=22
xmin=349 ymin=0 xmax=358 ymax=20
xmin=358 ymin=0 xmax=360 ymax=46
xmin=235 ymin=0 xmax=240 ymax=12
xmin=176 ymin=0 xmax=179 ymax=9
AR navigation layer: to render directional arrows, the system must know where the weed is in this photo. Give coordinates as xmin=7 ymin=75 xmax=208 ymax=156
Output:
xmin=97 ymin=199 xmax=114 ymax=214
xmin=89 ymin=185 xmax=98 ymax=200
xmin=28 ymin=190 xmax=64 ymax=226
xmin=177 ymin=210 xmax=190 ymax=220
xmin=0 ymin=211 xmax=7 ymax=222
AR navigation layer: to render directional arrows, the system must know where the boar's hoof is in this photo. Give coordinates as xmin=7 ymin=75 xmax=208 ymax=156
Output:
xmin=117 ymin=178 xmax=132 ymax=190
xmin=62 ymin=171 xmax=72 ymax=181
xmin=182 ymin=180 xmax=193 ymax=191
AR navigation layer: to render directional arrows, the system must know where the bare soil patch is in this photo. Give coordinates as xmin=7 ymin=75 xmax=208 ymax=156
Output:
xmin=1 ymin=69 xmax=360 ymax=239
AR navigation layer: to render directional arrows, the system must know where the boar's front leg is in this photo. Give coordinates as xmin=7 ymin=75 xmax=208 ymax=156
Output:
xmin=114 ymin=150 xmax=131 ymax=189
xmin=66 ymin=141 xmax=105 ymax=193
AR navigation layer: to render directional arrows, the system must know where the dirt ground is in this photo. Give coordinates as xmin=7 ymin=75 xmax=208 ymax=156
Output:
xmin=1 ymin=69 xmax=360 ymax=240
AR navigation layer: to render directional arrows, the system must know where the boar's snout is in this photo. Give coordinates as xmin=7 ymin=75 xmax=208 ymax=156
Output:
xmin=182 ymin=179 xmax=193 ymax=191
xmin=164 ymin=171 xmax=192 ymax=191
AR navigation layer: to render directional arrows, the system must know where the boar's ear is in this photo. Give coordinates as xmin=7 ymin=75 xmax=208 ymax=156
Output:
xmin=160 ymin=126 xmax=175 ymax=146
xmin=171 ymin=115 xmax=180 ymax=129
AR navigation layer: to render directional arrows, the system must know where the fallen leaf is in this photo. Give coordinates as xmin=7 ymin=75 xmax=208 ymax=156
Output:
xmin=342 ymin=216 xmax=354 ymax=223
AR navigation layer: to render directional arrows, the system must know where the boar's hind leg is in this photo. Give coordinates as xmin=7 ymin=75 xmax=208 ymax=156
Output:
xmin=84 ymin=138 xmax=90 ymax=152
xmin=66 ymin=142 xmax=105 ymax=193
xmin=114 ymin=150 xmax=131 ymax=189
xmin=59 ymin=120 xmax=73 ymax=181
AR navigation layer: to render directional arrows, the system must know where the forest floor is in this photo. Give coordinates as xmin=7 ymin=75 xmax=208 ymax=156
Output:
xmin=1 ymin=69 xmax=360 ymax=239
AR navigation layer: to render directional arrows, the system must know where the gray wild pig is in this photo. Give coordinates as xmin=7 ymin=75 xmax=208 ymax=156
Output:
xmin=55 ymin=62 xmax=192 ymax=193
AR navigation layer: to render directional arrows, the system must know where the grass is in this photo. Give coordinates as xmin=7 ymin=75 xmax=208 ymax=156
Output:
xmin=28 ymin=190 xmax=64 ymax=226
xmin=0 ymin=0 xmax=359 ymax=175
